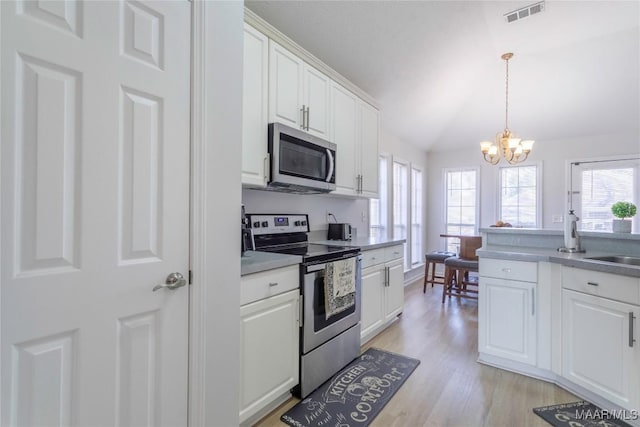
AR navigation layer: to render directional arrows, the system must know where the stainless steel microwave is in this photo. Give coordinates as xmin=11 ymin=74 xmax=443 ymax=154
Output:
xmin=268 ymin=122 xmax=336 ymax=193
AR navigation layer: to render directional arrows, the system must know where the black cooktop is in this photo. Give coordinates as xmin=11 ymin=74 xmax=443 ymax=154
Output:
xmin=258 ymin=243 xmax=360 ymax=263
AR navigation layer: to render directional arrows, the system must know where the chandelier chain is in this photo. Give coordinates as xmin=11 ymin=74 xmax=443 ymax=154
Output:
xmin=504 ymin=55 xmax=509 ymax=132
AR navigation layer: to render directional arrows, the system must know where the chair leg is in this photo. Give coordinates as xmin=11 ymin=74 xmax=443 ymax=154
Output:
xmin=430 ymin=262 xmax=436 ymax=287
xmin=442 ymin=266 xmax=454 ymax=303
xmin=423 ymin=261 xmax=429 ymax=293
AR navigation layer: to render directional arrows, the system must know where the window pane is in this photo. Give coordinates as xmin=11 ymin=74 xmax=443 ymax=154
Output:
xmin=411 ymin=168 xmax=423 ymax=266
xmin=499 ymin=165 xmax=538 ymax=227
xmin=580 ymin=166 xmax=635 ymax=231
xmin=369 ymin=157 xmax=388 ymax=238
xmin=444 ymin=168 xmax=478 ymax=252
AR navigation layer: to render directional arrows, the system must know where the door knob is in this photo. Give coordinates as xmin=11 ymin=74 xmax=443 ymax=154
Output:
xmin=153 ymin=272 xmax=187 ymax=292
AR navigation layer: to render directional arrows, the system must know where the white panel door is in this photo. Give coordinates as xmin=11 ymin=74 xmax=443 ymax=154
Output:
xmin=358 ymin=101 xmax=380 ymax=198
xmin=562 ymin=289 xmax=640 ymax=410
xmin=269 ymin=41 xmax=303 ymax=128
xmin=360 ymin=265 xmax=385 ymax=341
xmin=242 ymin=23 xmax=269 ymax=187
xmin=1 ymin=1 xmax=191 ymax=426
xmin=331 ymin=82 xmax=358 ymax=196
xmin=479 ymin=277 xmax=537 ymax=365
xmin=384 ymin=259 xmax=404 ymax=322
xmin=303 ymin=65 xmax=331 ymax=140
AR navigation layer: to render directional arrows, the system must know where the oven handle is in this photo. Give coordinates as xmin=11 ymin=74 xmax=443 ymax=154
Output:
xmin=303 ymin=253 xmax=361 ymax=272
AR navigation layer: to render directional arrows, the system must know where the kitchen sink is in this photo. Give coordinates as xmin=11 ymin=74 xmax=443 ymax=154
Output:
xmin=585 ymin=255 xmax=640 ymax=266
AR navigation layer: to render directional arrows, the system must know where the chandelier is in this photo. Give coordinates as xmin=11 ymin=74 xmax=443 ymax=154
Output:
xmin=480 ymin=52 xmax=534 ymax=165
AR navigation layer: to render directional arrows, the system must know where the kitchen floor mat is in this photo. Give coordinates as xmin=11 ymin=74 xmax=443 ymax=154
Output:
xmin=533 ymin=401 xmax=634 ymax=427
xmin=281 ymin=347 xmax=420 ymax=427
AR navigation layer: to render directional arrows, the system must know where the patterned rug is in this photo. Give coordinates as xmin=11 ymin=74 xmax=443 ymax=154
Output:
xmin=281 ymin=347 xmax=420 ymax=427
xmin=533 ymin=401 xmax=633 ymax=427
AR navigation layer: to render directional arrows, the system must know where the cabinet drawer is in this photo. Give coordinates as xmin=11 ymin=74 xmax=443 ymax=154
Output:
xmin=479 ymin=258 xmax=537 ymax=282
xmin=240 ymin=265 xmax=299 ymax=305
xmin=361 ymin=248 xmax=385 ymax=268
xmin=562 ymin=266 xmax=640 ymax=305
xmin=384 ymin=245 xmax=403 ymax=262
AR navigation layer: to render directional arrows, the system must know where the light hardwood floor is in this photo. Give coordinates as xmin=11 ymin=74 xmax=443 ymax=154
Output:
xmin=255 ymin=279 xmax=577 ymax=426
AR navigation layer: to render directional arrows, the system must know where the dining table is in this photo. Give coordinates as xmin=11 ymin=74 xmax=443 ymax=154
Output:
xmin=439 ymin=234 xmax=482 ymax=260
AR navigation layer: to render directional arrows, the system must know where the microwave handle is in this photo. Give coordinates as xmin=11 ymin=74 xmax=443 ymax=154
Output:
xmin=326 ymin=149 xmax=334 ymax=183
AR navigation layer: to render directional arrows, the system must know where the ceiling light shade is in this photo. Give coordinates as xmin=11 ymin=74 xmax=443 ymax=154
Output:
xmin=480 ymin=53 xmax=534 ymax=165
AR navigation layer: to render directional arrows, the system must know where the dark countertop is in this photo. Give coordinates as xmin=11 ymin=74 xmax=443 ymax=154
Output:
xmin=478 ymin=245 xmax=640 ymax=278
xmin=241 ymin=237 xmax=405 ymax=276
xmin=240 ymin=251 xmax=302 ymax=276
xmin=310 ymin=236 xmax=405 ymax=251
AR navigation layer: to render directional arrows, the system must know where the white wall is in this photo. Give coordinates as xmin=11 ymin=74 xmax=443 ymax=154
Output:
xmin=380 ymin=130 xmax=429 ymax=276
xmin=242 ymin=189 xmax=369 ymax=237
xmin=426 ymin=131 xmax=640 ymax=252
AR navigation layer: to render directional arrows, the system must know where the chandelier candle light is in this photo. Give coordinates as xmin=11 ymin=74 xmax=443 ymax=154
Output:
xmin=480 ymin=52 xmax=534 ymax=165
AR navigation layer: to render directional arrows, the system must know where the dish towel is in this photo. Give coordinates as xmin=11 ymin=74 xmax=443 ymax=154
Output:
xmin=324 ymin=257 xmax=356 ymax=319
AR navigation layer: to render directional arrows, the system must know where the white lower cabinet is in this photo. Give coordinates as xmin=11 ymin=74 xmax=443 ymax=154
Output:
xmin=239 ymin=268 xmax=300 ymax=424
xmin=360 ymin=245 xmax=404 ymax=342
xmin=479 ymin=259 xmax=537 ymax=366
xmin=561 ymin=268 xmax=640 ymax=411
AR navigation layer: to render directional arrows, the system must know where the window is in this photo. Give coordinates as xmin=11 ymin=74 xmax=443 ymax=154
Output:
xmin=369 ymin=156 xmax=388 ymax=238
xmin=444 ymin=168 xmax=478 ymax=253
xmin=571 ymin=158 xmax=639 ymax=231
xmin=393 ymin=160 xmax=409 ymax=267
xmin=411 ymin=167 xmax=423 ymax=266
xmin=499 ymin=164 xmax=540 ymax=227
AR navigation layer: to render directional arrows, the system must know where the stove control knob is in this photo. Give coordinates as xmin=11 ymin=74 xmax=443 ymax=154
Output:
xmin=261 ymin=221 xmax=269 ymax=227
xmin=301 ymin=221 xmax=307 ymax=226
xmin=294 ymin=220 xmax=301 ymax=226
xmin=253 ymin=221 xmax=260 ymax=228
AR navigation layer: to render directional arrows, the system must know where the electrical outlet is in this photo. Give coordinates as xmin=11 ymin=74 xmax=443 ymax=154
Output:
xmin=552 ymin=215 xmax=564 ymax=223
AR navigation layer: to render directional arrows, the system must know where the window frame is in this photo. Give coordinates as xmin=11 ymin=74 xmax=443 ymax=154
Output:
xmin=369 ymin=153 xmax=391 ymax=239
xmin=410 ymin=165 xmax=423 ymax=267
xmin=443 ymin=167 xmax=480 ymax=253
xmin=567 ymin=155 xmax=640 ymax=232
xmin=497 ymin=162 xmax=542 ymax=228
xmin=392 ymin=157 xmax=410 ymax=269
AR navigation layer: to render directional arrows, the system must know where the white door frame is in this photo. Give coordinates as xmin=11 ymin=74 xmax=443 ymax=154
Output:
xmin=189 ymin=2 xmax=243 ymax=426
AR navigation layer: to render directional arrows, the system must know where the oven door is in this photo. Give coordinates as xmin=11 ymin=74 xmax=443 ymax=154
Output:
xmin=301 ymin=255 xmax=361 ymax=354
xmin=269 ymin=122 xmax=336 ymax=192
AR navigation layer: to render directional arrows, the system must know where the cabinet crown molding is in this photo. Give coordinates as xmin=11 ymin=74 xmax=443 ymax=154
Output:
xmin=244 ymin=7 xmax=380 ymax=110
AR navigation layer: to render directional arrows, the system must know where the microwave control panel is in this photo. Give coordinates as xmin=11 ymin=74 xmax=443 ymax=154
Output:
xmin=247 ymin=214 xmax=309 ymax=235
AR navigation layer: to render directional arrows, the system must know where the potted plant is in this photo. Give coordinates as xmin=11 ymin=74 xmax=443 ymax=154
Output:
xmin=611 ymin=201 xmax=637 ymax=233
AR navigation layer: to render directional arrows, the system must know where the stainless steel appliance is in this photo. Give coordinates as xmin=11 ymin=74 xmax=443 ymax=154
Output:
xmin=268 ymin=123 xmax=336 ymax=194
xmin=248 ymin=213 xmax=362 ymax=398
xmin=241 ymin=205 xmax=254 ymax=255
xmin=328 ymin=223 xmax=352 ymax=241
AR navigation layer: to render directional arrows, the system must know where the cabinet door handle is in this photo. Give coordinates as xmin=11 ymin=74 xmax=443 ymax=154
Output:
xmin=305 ymin=106 xmax=310 ymax=130
xmin=531 ymin=288 xmax=535 ymax=316
xmin=300 ymin=105 xmax=306 ymax=129
xmin=630 ymin=312 xmax=636 ymax=348
xmin=501 ymin=268 xmax=511 ymax=273
xmin=268 ymin=282 xmax=278 ymax=287
xmin=298 ymin=295 xmax=304 ymax=327
xmin=587 ymin=282 xmax=599 ymax=286
xmin=385 ymin=267 xmax=389 ymax=287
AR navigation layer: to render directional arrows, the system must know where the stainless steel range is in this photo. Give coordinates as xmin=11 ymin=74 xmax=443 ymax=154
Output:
xmin=248 ymin=213 xmax=362 ymax=398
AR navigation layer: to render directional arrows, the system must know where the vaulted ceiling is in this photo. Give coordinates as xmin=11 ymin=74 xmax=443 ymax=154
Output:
xmin=245 ymin=0 xmax=640 ymax=152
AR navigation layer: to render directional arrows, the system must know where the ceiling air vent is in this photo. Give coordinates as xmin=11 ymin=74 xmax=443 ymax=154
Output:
xmin=504 ymin=1 xmax=545 ymax=23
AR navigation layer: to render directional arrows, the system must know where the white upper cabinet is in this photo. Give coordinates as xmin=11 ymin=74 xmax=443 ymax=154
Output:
xmin=358 ymin=101 xmax=380 ymax=198
xmin=269 ymin=41 xmax=331 ymax=140
xmin=242 ymin=23 xmax=269 ymax=187
xmin=331 ymin=82 xmax=380 ymax=198
xmin=331 ymin=82 xmax=358 ymax=194
xmin=243 ymin=16 xmax=380 ymax=198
